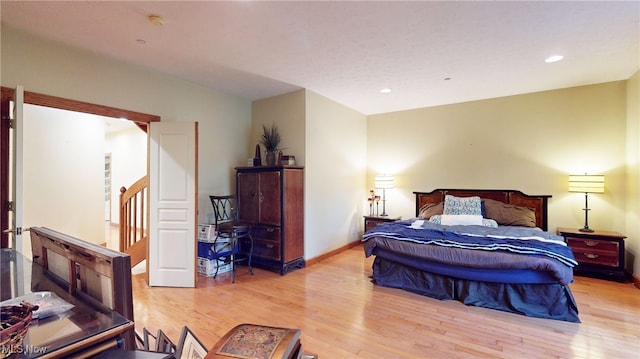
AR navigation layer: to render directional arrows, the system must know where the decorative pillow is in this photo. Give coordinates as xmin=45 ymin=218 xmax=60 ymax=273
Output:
xmin=483 ymin=198 xmax=536 ymax=227
xmin=443 ymin=195 xmax=482 ymax=216
xmin=440 ymin=214 xmax=483 ymax=226
xmin=429 ymin=215 xmax=498 ymax=228
xmin=428 ymin=215 xmax=442 ymax=225
xmin=482 ymin=218 xmax=499 ymax=228
xmin=418 ymin=202 xmax=443 ymax=219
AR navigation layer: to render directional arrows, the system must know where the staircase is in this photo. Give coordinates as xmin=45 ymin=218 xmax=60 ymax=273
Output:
xmin=119 ymin=176 xmax=148 ymax=267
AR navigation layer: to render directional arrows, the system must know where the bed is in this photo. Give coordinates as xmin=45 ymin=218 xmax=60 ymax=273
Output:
xmin=362 ymin=189 xmax=580 ymax=322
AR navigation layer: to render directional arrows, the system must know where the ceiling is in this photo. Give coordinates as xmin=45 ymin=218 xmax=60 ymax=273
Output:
xmin=1 ymin=1 xmax=638 ymax=115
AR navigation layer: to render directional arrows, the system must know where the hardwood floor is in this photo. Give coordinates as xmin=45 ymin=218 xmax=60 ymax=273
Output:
xmin=131 ymin=245 xmax=640 ymax=358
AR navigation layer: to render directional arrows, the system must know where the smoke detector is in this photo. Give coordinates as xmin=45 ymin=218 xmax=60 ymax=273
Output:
xmin=148 ymin=14 xmax=165 ymax=26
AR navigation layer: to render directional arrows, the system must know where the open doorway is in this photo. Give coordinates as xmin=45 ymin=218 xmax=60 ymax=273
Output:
xmin=19 ymin=104 xmax=146 ymax=254
xmin=0 ymin=87 xmax=160 ymax=249
xmin=103 ymin=116 xmax=148 ymax=249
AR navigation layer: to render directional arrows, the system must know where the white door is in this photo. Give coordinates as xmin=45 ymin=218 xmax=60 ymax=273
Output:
xmin=7 ymin=85 xmax=24 ymax=252
xmin=148 ymin=121 xmax=198 ymax=287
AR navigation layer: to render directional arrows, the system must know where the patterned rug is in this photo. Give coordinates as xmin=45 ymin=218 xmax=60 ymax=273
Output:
xmin=216 ymin=324 xmax=300 ymax=359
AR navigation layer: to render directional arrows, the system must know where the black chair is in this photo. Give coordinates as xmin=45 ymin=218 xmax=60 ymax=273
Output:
xmin=209 ymin=195 xmax=254 ymax=283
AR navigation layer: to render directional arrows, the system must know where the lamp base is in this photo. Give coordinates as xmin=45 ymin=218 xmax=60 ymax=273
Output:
xmin=579 ymin=227 xmax=595 ymax=233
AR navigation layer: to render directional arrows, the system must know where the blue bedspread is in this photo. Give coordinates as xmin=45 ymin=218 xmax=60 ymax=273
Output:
xmin=362 ymin=219 xmax=577 ymax=267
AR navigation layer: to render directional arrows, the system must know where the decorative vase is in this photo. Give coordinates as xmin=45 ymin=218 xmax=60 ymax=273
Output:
xmin=266 ymin=151 xmax=276 ymax=166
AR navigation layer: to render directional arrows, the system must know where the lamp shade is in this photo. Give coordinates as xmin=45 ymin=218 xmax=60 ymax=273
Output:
xmin=375 ymin=174 xmax=394 ymax=189
xmin=568 ymin=175 xmax=604 ymax=193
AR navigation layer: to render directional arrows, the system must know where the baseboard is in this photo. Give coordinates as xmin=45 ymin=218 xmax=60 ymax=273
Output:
xmin=631 ymin=272 xmax=640 ymax=290
xmin=305 ymin=240 xmax=362 ymax=267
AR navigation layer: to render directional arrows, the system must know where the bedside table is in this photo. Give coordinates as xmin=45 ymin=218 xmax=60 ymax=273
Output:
xmin=557 ymin=227 xmax=626 ymax=282
xmin=364 ymin=215 xmax=400 ymax=232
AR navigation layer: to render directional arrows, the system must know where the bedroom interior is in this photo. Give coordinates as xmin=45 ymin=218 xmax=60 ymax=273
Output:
xmin=1 ymin=1 xmax=639 ymax=358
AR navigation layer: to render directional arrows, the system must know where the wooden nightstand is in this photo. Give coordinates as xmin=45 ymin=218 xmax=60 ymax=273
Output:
xmin=364 ymin=215 xmax=400 ymax=232
xmin=557 ymin=227 xmax=626 ymax=282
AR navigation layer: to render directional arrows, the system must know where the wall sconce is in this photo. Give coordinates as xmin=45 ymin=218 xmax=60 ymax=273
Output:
xmin=374 ymin=174 xmax=394 ymax=216
xmin=568 ymin=174 xmax=604 ymax=232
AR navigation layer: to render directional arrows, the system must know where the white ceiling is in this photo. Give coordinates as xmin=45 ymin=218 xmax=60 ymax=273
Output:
xmin=1 ymin=1 xmax=638 ymax=115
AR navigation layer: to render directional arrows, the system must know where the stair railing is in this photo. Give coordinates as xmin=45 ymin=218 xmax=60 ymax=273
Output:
xmin=119 ymin=176 xmax=148 ymax=266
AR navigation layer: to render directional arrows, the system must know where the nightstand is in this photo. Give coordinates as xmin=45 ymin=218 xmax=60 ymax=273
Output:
xmin=364 ymin=215 xmax=401 ymax=232
xmin=557 ymin=227 xmax=626 ymax=282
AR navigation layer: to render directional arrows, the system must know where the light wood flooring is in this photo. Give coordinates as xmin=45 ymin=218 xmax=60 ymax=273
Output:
xmin=131 ymin=245 xmax=640 ymax=358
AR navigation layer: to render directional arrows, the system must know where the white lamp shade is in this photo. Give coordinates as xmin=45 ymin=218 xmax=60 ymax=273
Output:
xmin=375 ymin=174 xmax=394 ymax=189
xmin=568 ymin=175 xmax=604 ymax=193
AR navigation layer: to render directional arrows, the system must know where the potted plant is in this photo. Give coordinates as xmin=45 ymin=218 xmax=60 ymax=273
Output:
xmin=260 ymin=123 xmax=281 ymax=166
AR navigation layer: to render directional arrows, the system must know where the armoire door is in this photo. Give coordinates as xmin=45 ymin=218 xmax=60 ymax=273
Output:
xmin=237 ymin=171 xmax=260 ymax=222
xmin=258 ymin=171 xmax=281 ymax=226
xmin=237 ymin=170 xmax=281 ymax=225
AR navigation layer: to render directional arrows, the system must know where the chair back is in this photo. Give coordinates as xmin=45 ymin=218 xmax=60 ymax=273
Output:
xmin=210 ymin=195 xmax=238 ymax=226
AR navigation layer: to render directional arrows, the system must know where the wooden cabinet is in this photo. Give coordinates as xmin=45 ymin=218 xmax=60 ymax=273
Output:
xmin=557 ymin=227 xmax=626 ymax=282
xmin=236 ymin=166 xmax=304 ymax=274
xmin=364 ymin=215 xmax=401 ymax=232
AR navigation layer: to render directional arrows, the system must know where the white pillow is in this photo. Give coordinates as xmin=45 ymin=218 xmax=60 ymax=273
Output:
xmin=440 ymin=214 xmax=483 ymax=226
xmin=430 ymin=215 xmax=498 ymax=228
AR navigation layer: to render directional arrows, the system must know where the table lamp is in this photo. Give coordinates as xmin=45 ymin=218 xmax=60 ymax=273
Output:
xmin=568 ymin=174 xmax=604 ymax=232
xmin=374 ymin=174 xmax=394 ymax=216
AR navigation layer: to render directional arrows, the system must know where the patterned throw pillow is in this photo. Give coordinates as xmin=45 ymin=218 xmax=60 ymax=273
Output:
xmin=443 ymin=195 xmax=482 ymax=216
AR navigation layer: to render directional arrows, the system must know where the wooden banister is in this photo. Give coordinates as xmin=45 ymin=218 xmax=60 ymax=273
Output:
xmin=119 ymin=176 xmax=148 ymax=267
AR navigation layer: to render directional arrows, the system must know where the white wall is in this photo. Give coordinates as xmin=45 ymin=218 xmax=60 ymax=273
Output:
xmin=105 ymin=124 xmax=147 ymax=224
xmin=368 ymin=81 xmax=627 ymax=233
xmin=626 ymin=70 xmax=639 ymax=278
xmin=251 ymin=90 xmax=306 ymax=166
xmin=305 ymin=90 xmax=367 ymax=257
xmin=1 ymin=25 xmax=253 ymax=228
xmin=368 ymin=81 xmax=632 ymax=274
xmin=23 ymin=104 xmax=105 ymax=255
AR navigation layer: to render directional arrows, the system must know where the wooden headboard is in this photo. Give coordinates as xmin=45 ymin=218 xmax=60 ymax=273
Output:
xmin=413 ymin=189 xmax=551 ymax=231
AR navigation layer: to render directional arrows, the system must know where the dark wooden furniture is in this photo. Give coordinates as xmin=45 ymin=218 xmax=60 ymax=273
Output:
xmin=236 ymin=166 xmax=304 ymax=274
xmin=1 ymin=248 xmax=134 ymax=358
xmin=557 ymin=227 xmax=626 ymax=282
xmin=28 ymin=226 xmax=135 ymax=352
xmin=205 ymin=323 xmax=301 ymax=359
xmin=29 ymin=227 xmax=134 ymax=322
xmin=364 ymin=215 xmax=401 ymax=232
xmin=92 ymin=347 xmax=174 ymax=359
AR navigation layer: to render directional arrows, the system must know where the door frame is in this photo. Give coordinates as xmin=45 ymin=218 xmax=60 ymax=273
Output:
xmin=0 ymin=87 xmax=160 ymax=248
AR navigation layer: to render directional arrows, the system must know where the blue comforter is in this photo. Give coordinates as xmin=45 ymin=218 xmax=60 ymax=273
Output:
xmin=362 ymin=219 xmax=577 ymax=267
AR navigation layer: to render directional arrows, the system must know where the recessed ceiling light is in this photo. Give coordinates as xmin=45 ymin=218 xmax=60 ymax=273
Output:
xmin=380 ymin=88 xmax=392 ymax=94
xmin=136 ymin=39 xmax=146 ymax=45
xmin=545 ymin=55 xmax=564 ymax=63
